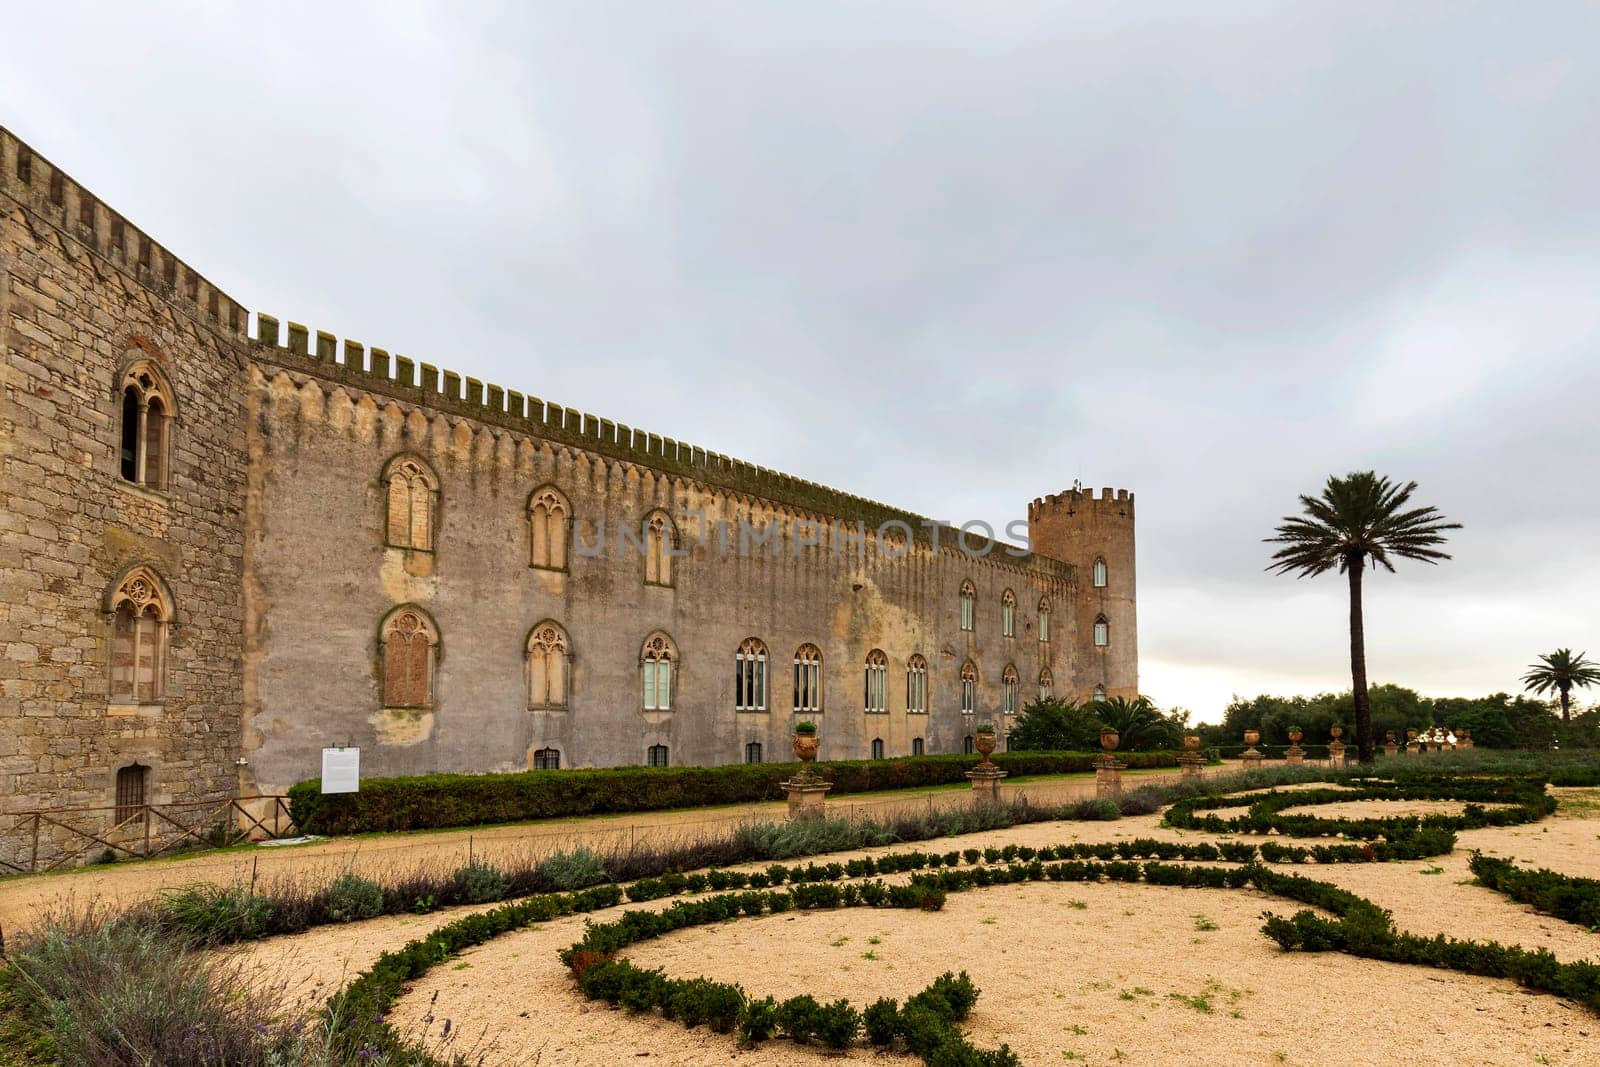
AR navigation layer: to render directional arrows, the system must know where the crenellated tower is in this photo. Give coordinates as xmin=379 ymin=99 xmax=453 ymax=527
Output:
xmin=1027 ymin=487 xmax=1138 ymax=702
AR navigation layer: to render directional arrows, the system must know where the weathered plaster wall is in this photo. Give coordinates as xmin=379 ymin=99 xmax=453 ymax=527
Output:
xmin=242 ymin=365 xmax=1074 ymax=792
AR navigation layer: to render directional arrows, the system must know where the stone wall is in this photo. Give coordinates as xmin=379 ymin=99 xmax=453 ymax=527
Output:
xmin=241 ymin=364 xmax=1075 ymax=791
xmin=0 ymin=128 xmax=250 ymax=870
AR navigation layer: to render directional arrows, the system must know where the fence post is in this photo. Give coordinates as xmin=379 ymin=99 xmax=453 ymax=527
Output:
xmin=143 ymin=805 xmax=152 ymax=858
xmin=30 ymin=813 xmax=40 ymax=873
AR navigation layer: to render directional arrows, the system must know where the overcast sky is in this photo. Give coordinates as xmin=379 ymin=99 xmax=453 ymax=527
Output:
xmin=4 ymin=3 xmax=1596 ymax=722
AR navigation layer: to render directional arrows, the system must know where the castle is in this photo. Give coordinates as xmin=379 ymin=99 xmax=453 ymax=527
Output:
xmin=0 ymin=127 xmax=1136 ymax=869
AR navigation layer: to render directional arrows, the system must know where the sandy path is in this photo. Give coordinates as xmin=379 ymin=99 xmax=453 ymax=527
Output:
xmin=374 ymin=793 xmax=1600 ymax=1067
xmin=0 ymin=766 xmax=1224 ymax=932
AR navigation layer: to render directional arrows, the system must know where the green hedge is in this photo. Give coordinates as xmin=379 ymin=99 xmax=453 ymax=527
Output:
xmin=288 ymin=750 xmax=1179 ymax=835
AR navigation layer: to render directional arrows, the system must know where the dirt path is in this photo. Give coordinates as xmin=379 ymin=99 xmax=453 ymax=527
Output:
xmin=0 ymin=766 xmax=1229 ymax=932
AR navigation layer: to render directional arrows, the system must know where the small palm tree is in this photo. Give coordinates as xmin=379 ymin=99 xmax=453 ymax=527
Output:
xmin=1091 ymin=695 xmax=1174 ymax=751
xmin=1522 ymin=649 xmax=1600 ymax=723
xmin=1265 ymin=472 xmax=1460 ymax=763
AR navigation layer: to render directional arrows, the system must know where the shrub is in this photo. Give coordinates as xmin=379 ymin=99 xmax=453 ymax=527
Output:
xmin=450 ymin=860 xmax=510 ymax=904
xmin=319 ymin=872 xmax=384 ymax=923
xmin=776 ymin=994 xmax=823 ymax=1042
xmin=288 ymin=749 xmax=1182 ymax=834
xmin=864 ymin=997 xmax=900 ymax=1045
xmin=739 ymin=995 xmax=778 ymax=1043
xmin=1083 ymin=798 xmax=1123 ymax=821
xmin=541 ymin=847 xmax=609 ymax=890
xmin=815 ymin=998 xmax=862 ymax=1049
xmin=154 ymin=883 xmax=275 ymax=946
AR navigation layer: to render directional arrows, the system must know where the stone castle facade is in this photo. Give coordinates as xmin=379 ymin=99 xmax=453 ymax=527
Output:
xmin=0 ymin=128 xmax=1137 ymax=868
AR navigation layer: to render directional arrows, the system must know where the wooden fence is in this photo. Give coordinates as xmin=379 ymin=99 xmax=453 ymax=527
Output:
xmin=3 ymin=796 xmax=295 ymax=874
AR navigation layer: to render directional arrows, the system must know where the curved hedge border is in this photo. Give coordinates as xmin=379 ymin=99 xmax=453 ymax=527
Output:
xmin=1164 ymin=778 xmax=1554 ymax=841
xmin=288 ymin=750 xmax=1181 ymax=835
xmin=1469 ymin=854 xmax=1600 ymax=930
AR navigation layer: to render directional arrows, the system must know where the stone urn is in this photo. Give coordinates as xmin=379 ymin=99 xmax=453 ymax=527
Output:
xmin=1100 ymin=728 xmax=1120 ymax=753
xmin=1183 ymin=734 xmax=1200 ymax=751
xmin=974 ymin=730 xmax=997 ymax=764
xmin=1243 ymin=729 xmax=1261 ymax=747
xmin=1287 ymin=728 xmax=1303 ymax=744
xmin=792 ymin=732 xmax=820 ymax=764
xmin=1329 ymin=726 xmax=1343 ymax=741
xmin=1385 ymin=730 xmax=1396 ymax=744
xmin=1406 ymin=729 xmax=1418 ymax=741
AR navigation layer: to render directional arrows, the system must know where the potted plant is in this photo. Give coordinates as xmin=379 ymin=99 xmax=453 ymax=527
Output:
xmin=792 ymin=721 xmax=820 ymax=764
xmin=1286 ymin=726 xmax=1303 ymax=744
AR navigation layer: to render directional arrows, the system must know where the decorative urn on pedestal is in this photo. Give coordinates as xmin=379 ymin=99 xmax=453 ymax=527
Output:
xmin=1285 ymin=726 xmax=1305 ymax=764
xmin=966 ymin=725 xmax=1006 ymax=804
xmin=1095 ymin=727 xmax=1125 ymax=797
xmin=1327 ymin=724 xmax=1346 ymax=766
xmin=1179 ymin=734 xmax=1204 ymax=777
xmin=781 ymin=722 xmax=830 ymax=819
xmin=1242 ymin=729 xmax=1263 ymax=768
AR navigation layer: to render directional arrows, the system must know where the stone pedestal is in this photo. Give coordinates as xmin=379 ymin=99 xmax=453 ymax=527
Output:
xmin=1285 ymin=746 xmax=1305 ymax=765
xmin=1095 ymin=756 xmax=1126 ymax=798
xmin=966 ymin=766 xmax=1007 ymax=805
xmin=1406 ymin=742 xmax=1420 ymax=756
xmin=782 ymin=779 xmax=832 ymax=819
xmin=1459 ymin=735 xmax=1474 ymax=750
xmin=1241 ymin=751 xmax=1263 ymax=769
xmin=1180 ymin=754 xmax=1204 ymax=778
xmin=1383 ymin=742 xmax=1398 ymax=757
xmin=1327 ymin=741 xmax=1345 ymax=766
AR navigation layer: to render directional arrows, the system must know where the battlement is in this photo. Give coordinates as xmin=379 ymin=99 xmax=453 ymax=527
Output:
xmin=248 ymin=314 xmax=1072 ymax=580
xmin=0 ymin=127 xmax=247 ymax=337
xmin=1028 ymin=486 xmax=1135 ymax=522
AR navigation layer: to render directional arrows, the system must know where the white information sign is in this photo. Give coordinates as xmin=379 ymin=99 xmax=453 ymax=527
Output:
xmin=321 ymin=747 xmax=360 ymax=794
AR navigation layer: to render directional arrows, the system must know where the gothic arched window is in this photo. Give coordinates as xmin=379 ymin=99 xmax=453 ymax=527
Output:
xmin=118 ymin=362 xmax=174 ymax=490
xmin=381 ymin=606 xmax=438 ymax=709
xmin=1093 ymin=684 xmax=1107 ymax=702
xmin=1093 ymin=558 xmax=1108 ymax=588
xmin=745 ymin=741 xmax=764 ymax=764
xmin=108 ymin=567 xmax=171 ymax=704
xmin=642 ymin=631 xmax=676 ymax=711
xmin=736 ymin=637 xmax=769 ymax=711
xmin=1094 ymin=614 xmax=1109 ymax=647
xmin=644 ymin=510 xmax=677 ymax=587
xmin=526 ymin=620 xmax=570 ymax=708
xmin=1002 ymin=663 xmax=1020 ymax=714
xmin=1037 ymin=597 xmax=1051 ymax=643
xmin=793 ymin=643 xmax=823 ymax=714
xmin=1038 ymin=666 xmax=1054 ymax=700
xmin=870 ymin=737 xmax=885 ymax=760
xmin=864 ymin=649 xmax=889 ymax=713
xmin=528 ymin=486 xmax=570 ymax=570
xmin=383 ymin=454 xmax=438 ymax=552
xmin=960 ymin=660 xmax=977 ymax=714
xmin=906 ymin=654 xmax=928 ymax=714
xmin=1001 ymin=589 xmax=1016 ymax=638
xmin=959 ymin=580 xmax=976 ymax=631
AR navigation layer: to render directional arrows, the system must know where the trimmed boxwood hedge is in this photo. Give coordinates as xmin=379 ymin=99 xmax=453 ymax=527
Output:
xmin=288 ymin=750 xmax=1179 ymax=835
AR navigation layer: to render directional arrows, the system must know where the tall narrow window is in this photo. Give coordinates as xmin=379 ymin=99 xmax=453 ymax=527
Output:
xmin=736 ymin=637 xmax=768 ymax=711
xmin=114 ymin=764 xmax=148 ymax=824
xmin=1038 ymin=666 xmax=1053 ymax=700
xmin=644 ymin=511 xmax=677 ymax=586
xmin=960 ymin=661 xmax=977 ymax=714
xmin=528 ymin=486 xmax=570 ymax=570
xmin=1093 ymin=615 xmax=1109 ymax=647
xmin=745 ymin=741 xmax=763 ymax=764
xmin=912 ymin=737 xmax=924 ymax=756
xmin=864 ymin=649 xmax=888 ymax=713
xmin=1001 ymin=589 xmax=1016 ymax=637
xmin=117 ymin=362 xmax=173 ymax=490
xmin=1093 ymin=685 xmax=1107 ymax=702
xmin=647 ymin=743 xmax=670 ymax=767
xmin=526 ymin=621 xmax=570 ymax=708
xmin=1038 ymin=597 xmax=1051 ymax=643
xmin=1093 ymin=558 xmax=1108 ymax=588
xmin=1002 ymin=664 xmax=1019 ymax=714
xmin=959 ymin=580 xmax=975 ymax=631
xmin=642 ymin=632 xmax=676 ymax=711
xmin=963 ymin=735 xmax=975 ymax=755
xmin=108 ymin=568 xmax=171 ymax=704
xmin=383 ymin=455 xmax=439 ymax=551
xmin=793 ymin=644 xmax=823 ymax=714
xmin=905 ymin=654 xmax=928 ymax=714
xmin=381 ymin=606 xmax=438 ymax=709
xmin=870 ymin=737 xmax=885 ymax=760
xmin=533 ymin=748 xmax=561 ymax=770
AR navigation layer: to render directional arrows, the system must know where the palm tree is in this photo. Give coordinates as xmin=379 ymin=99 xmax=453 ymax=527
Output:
xmin=1265 ymin=472 xmax=1460 ymax=763
xmin=1091 ymin=695 xmax=1176 ymax=752
xmin=1522 ymin=649 xmax=1600 ymax=723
